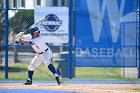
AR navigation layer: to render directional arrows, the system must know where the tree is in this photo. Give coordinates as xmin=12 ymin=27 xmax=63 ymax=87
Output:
xmin=0 ymin=10 xmax=5 ymax=44
xmin=9 ymin=10 xmax=34 ymax=34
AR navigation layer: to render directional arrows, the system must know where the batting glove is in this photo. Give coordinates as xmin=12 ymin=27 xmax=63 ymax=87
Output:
xmin=16 ymin=32 xmax=24 ymax=42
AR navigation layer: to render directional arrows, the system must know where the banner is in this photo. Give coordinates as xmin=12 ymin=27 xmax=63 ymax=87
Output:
xmin=35 ymin=7 xmax=69 ymax=43
xmin=75 ymin=0 xmax=137 ymax=67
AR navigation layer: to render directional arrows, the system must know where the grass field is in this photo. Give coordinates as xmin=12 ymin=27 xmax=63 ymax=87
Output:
xmin=0 ymin=63 xmax=139 ymax=81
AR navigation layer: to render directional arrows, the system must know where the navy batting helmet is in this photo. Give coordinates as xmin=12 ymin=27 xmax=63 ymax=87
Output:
xmin=29 ymin=27 xmax=40 ymax=36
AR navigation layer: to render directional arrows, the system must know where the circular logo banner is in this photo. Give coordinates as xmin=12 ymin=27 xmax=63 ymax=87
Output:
xmin=42 ymin=14 xmax=62 ymax=32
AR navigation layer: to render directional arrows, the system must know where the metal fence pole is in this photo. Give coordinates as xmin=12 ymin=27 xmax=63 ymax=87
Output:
xmin=138 ymin=0 xmax=140 ymax=78
xmin=68 ymin=0 xmax=72 ymax=79
xmin=5 ymin=0 xmax=9 ymax=79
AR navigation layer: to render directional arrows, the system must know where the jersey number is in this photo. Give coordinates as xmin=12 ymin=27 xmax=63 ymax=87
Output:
xmin=36 ymin=46 xmax=40 ymax=49
xmin=32 ymin=42 xmax=40 ymax=49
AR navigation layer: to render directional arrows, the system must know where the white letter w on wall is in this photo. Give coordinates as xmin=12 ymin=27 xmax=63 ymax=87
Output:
xmin=87 ymin=0 xmax=125 ymax=43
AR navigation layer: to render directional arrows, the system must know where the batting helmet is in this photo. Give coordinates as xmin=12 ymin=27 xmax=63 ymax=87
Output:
xmin=29 ymin=27 xmax=40 ymax=36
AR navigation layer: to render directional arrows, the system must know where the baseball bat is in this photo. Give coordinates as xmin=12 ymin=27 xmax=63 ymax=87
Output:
xmin=23 ymin=17 xmax=46 ymax=34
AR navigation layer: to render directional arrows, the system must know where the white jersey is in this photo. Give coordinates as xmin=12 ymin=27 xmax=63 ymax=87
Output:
xmin=21 ymin=34 xmax=49 ymax=53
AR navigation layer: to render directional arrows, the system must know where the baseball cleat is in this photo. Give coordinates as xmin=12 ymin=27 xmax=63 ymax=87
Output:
xmin=55 ymin=77 xmax=62 ymax=85
xmin=24 ymin=80 xmax=32 ymax=85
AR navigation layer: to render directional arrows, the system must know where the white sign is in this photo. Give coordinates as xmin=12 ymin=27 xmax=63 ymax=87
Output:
xmin=35 ymin=7 xmax=69 ymax=43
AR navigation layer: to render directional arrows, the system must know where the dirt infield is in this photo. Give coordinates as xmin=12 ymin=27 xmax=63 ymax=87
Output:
xmin=0 ymin=83 xmax=140 ymax=93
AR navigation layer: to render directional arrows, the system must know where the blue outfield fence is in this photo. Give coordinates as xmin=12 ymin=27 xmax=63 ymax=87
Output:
xmin=74 ymin=0 xmax=139 ymax=67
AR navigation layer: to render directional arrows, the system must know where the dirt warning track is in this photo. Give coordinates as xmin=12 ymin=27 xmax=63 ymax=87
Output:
xmin=0 ymin=83 xmax=140 ymax=93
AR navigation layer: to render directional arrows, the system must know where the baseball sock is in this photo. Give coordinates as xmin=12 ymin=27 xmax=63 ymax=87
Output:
xmin=28 ymin=70 xmax=34 ymax=81
xmin=48 ymin=64 xmax=58 ymax=77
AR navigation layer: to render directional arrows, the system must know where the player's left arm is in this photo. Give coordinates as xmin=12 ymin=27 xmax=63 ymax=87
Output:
xmin=20 ymin=39 xmax=29 ymax=44
xmin=20 ymin=37 xmax=34 ymax=45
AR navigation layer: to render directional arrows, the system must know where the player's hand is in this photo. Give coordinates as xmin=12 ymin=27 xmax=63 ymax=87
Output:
xmin=16 ymin=32 xmax=24 ymax=42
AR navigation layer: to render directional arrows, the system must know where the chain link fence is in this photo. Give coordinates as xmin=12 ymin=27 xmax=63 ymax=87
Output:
xmin=0 ymin=0 xmax=5 ymax=80
xmin=0 ymin=0 xmax=71 ymax=80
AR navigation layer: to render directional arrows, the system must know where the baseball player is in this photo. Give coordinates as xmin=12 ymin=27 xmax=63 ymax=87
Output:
xmin=16 ymin=26 xmax=62 ymax=85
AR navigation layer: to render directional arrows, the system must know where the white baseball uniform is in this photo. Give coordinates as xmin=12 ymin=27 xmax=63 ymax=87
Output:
xmin=21 ymin=34 xmax=52 ymax=71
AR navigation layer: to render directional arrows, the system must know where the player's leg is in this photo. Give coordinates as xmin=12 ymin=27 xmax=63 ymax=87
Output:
xmin=24 ymin=54 xmax=42 ymax=85
xmin=48 ymin=63 xmax=58 ymax=76
xmin=43 ymin=50 xmax=62 ymax=85
xmin=45 ymin=63 xmax=62 ymax=85
xmin=48 ymin=63 xmax=62 ymax=85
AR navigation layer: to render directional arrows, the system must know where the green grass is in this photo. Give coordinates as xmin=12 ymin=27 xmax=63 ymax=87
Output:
xmin=76 ymin=67 xmax=121 ymax=79
xmin=0 ymin=63 xmax=140 ymax=81
xmin=133 ymin=88 xmax=140 ymax=92
xmin=0 ymin=63 xmax=55 ymax=80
